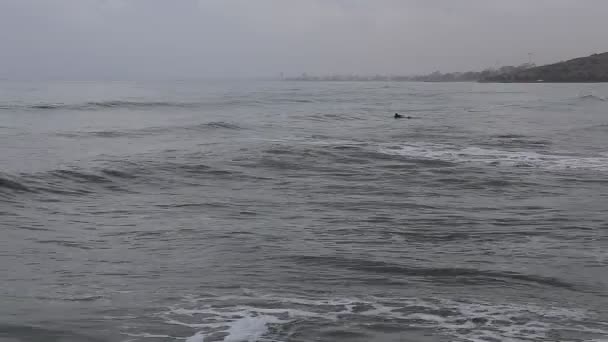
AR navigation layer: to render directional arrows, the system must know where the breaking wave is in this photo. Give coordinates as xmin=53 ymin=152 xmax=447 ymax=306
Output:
xmin=128 ymin=292 xmax=606 ymax=342
xmin=578 ymin=94 xmax=606 ymax=102
xmin=379 ymin=142 xmax=608 ymax=171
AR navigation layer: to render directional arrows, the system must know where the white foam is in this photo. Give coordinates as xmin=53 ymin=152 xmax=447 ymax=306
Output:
xmin=123 ymin=333 xmax=184 ymax=339
xmin=156 ymin=294 xmax=606 ymax=342
xmin=237 ymin=306 xmax=329 ymax=319
xmin=163 ymin=317 xmax=218 ymax=329
xmin=168 ymin=296 xmax=358 ymax=342
xmin=182 ymin=314 xmax=286 ymax=342
xmin=185 ymin=332 xmax=205 ymax=342
xmin=379 ymin=142 xmax=608 ymax=171
xmin=223 ymin=315 xmax=282 ymax=342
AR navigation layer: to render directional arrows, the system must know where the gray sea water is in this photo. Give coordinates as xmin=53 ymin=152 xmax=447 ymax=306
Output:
xmin=1 ymin=80 xmax=607 ymax=342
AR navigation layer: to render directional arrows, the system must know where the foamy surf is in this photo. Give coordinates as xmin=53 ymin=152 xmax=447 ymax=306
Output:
xmin=379 ymin=142 xmax=608 ymax=171
xmin=183 ymin=315 xmax=283 ymax=342
xmin=144 ymin=293 xmax=608 ymax=342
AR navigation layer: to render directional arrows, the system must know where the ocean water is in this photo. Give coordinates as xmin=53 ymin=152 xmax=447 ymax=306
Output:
xmin=0 ymin=80 xmax=607 ymax=342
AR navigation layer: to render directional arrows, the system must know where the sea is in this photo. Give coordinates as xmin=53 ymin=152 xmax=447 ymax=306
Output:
xmin=1 ymin=80 xmax=607 ymax=342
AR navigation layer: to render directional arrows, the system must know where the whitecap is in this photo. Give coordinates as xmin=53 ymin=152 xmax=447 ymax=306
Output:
xmin=154 ymin=293 xmax=606 ymax=342
xmin=378 ymin=142 xmax=608 ymax=171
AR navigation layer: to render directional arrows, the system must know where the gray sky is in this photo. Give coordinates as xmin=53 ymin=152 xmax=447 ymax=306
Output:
xmin=1 ymin=0 xmax=607 ymax=79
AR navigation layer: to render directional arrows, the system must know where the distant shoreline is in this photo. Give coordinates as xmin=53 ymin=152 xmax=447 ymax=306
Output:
xmin=282 ymin=79 xmax=608 ymax=84
xmin=480 ymin=52 xmax=608 ymax=83
xmin=284 ymin=51 xmax=608 ymax=84
xmin=478 ymin=80 xmax=608 ymax=84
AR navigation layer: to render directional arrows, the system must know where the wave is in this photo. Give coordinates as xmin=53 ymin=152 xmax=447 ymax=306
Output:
xmin=56 ymin=121 xmax=243 ymax=139
xmin=546 ymin=93 xmax=608 ymax=108
xmin=147 ymin=291 xmax=602 ymax=342
xmin=50 ymin=169 xmax=114 ymax=184
xmin=572 ymin=123 xmax=608 ymax=134
xmin=307 ymin=112 xmax=367 ymax=122
xmin=239 ymin=142 xmax=374 ymax=174
xmin=379 ymin=142 xmax=608 ymax=171
xmin=494 ymin=134 xmax=527 ymax=139
xmin=0 ymin=324 xmax=104 ymax=342
xmin=0 ymin=96 xmax=309 ymax=111
xmin=0 ymin=100 xmax=204 ymax=111
xmin=0 ymin=168 xmax=127 ymax=197
xmin=499 ymin=94 xmax=606 ymax=111
xmin=279 ymin=98 xmax=314 ymax=103
xmin=189 ymin=121 xmax=242 ymax=130
xmin=0 ymin=158 xmax=257 ymax=198
xmin=88 ymin=131 xmax=134 ymax=138
xmin=99 ymin=168 xmax=137 ymax=179
xmin=290 ymin=255 xmax=576 ymax=290
xmin=578 ymin=94 xmax=606 ymax=102
xmin=0 ymin=174 xmax=32 ymax=192
xmin=482 ymin=134 xmax=552 ymax=149
xmin=0 ymin=167 xmax=127 ymax=197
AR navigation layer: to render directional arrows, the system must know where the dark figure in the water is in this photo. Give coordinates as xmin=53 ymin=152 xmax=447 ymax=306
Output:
xmin=394 ymin=113 xmax=411 ymax=119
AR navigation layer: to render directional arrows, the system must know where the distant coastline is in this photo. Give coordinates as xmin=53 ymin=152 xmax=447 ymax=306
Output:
xmin=282 ymin=67 xmax=529 ymax=83
xmin=282 ymin=64 xmax=535 ymax=82
xmin=284 ymin=52 xmax=608 ymax=83
xmin=480 ymin=52 xmax=608 ymax=83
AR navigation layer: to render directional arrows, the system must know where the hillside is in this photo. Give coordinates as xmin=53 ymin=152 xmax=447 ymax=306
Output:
xmin=481 ymin=52 xmax=608 ymax=83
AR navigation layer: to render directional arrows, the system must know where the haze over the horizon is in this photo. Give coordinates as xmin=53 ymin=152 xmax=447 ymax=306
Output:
xmin=1 ymin=0 xmax=607 ymax=80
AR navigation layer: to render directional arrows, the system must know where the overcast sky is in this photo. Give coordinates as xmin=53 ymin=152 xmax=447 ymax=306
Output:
xmin=1 ymin=0 xmax=607 ymax=79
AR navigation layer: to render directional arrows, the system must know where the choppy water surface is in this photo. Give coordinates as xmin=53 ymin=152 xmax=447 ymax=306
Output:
xmin=1 ymin=80 xmax=607 ymax=342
